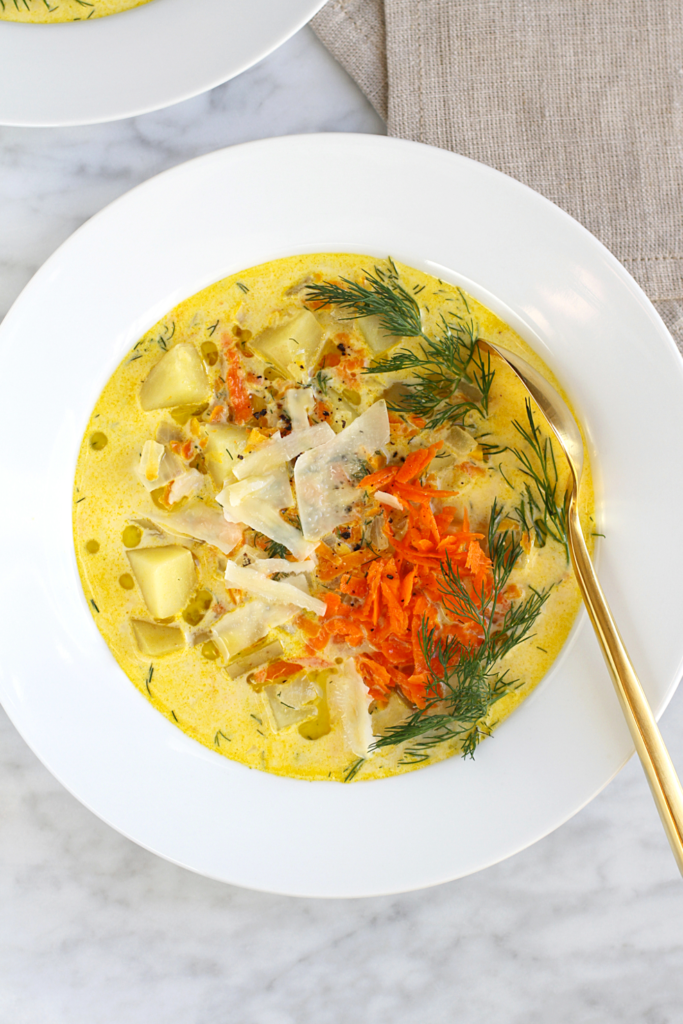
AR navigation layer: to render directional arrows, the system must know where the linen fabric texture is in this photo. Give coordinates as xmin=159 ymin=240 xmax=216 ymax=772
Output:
xmin=311 ymin=0 xmax=683 ymax=347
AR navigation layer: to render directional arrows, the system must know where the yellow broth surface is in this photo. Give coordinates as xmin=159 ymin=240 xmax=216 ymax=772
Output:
xmin=73 ymin=254 xmax=595 ymax=782
xmin=1 ymin=0 xmax=152 ymax=21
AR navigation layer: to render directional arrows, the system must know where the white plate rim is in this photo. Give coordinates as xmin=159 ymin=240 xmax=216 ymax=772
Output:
xmin=0 ymin=0 xmax=326 ymax=127
xmin=1 ymin=133 xmax=683 ymax=897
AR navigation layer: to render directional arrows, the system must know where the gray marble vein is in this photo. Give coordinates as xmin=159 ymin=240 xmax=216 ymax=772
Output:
xmin=1 ymin=23 xmax=683 ymax=1024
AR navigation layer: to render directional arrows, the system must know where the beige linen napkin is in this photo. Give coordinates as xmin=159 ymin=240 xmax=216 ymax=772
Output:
xmin=312 ymin=0 xmax=683 ymax=347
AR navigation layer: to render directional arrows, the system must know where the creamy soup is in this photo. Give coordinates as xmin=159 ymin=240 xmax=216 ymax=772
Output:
xmin=73 ymin=255 xmax=595 ymax=782
xmin=0 ymin=0 xmax=152 ymax=22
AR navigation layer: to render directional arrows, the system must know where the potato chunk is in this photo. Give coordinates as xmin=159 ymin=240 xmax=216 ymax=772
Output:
xmin=140 ymin=343 xmax=209 ymax=411
xmin=127 ymin=545 xmax=196 ymax=618
xmin=131 ymin=619 xmax=185 ymax=657
xmin=358 ymin=314 xmax=401 ymax=354
xmin=203 ymin=423 xmax=248 ymax=486
xmin=251 ymin=310 xmax=324 ymax=382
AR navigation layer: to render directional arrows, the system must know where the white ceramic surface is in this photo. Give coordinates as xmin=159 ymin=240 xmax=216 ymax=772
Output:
xmin=1 ymin=133 xmax=682 ymax=898
xmin=0 ymin=0 xmax=326 ymax=127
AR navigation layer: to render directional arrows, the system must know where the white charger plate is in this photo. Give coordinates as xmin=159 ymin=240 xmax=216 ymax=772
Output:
xmin=0 ymin=0 xmax=325 ymax=127
xmin=1 ymin=134 xmax=683 ymax=897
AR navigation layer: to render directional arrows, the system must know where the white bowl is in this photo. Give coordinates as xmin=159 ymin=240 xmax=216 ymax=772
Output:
xmin=0 ymin=0 xmax=325 ymax=126
xmin=1 ymin=134 xmax=682 ymax=897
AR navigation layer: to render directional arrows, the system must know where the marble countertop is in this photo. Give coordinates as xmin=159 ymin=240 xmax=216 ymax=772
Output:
xmin=2 ymin=24 xmax=683 ymax=1024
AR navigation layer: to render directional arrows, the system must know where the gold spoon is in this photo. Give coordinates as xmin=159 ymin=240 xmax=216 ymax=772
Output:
xmin=479 ymin=339 xmax=683 ymax=874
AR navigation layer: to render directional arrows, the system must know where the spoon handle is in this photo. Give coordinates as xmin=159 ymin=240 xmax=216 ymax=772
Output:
xmin=568 ymin=496 xmax=683 ymax=874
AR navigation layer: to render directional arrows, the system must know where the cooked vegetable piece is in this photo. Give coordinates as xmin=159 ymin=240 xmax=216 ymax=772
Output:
xmin=232 ymin=422 xmax=334 ymax=480
xmin=223 ymin=563 xmax=326 ymax=615
xmin=126 ymin=545 xmax=196 ymax=618
xmin=298 ymin=674 xmax=332 ymax=740
xmin=225 ymin=639 xmax=285 ymax=680
xmin=166 ymin=468 xmax=203 ymax=505
xmin=140 ymin=343 xmax=209 ymax=411
xmin=358 ymin=314 xmax=401 ymax=354
xmin=139 ymin=440 xmax=164 ymax=482
xmin=218 ymin=468 xmax=315 ymax=559
xmin=223 ymin=466 xmax=293 ymax=508
xmin=131 ymin=619 xmax=185 ymax=657
xmin=149 ymin=504 xmax=242 ymax=555
xmin=135 ymin=446 xmax=184 ymax=492
xmin=444 ymin=424 xmax=477 ymax=457
xmin=329 ymin=659 xmax=374 ymax=758
xmin=284 ymin=387 xmax=314 ymax=431
xmin=212 ymin=599 xmax=299 ymax=659
xmin=250 ymin=310 xmax=324 ymax=382
xmin=264 ymin=676 xmax=319 ymax=731
xmin=294 ymin=399 xmax=390 ymax=540
xmin=203 ymin=423 xmax=248 ymax=486
xmin=251 ymin=557 xmax=316 ymax=575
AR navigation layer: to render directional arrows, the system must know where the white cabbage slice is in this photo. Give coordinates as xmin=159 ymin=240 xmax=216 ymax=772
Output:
xmin=329 ymin=658 xmax=374 ymax=758
xmin=224 ymin=563 xmax=326 ymax=615
xmin=148 ymin=504 xmax=242 ymax=555
xmin=233 ymin=422 xmax=334 ymax=481
xmin=294 ymin=400 xmax=390 ymax=540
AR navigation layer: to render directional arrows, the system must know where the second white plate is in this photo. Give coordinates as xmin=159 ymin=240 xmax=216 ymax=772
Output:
xmin=0 ymin=0 xmax=325 ymax=127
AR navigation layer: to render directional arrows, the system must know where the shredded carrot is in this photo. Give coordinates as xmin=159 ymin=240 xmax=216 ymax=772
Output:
xmin=360 ymin=466 xmax=398 ymax=491
xmin=222 ymin=340 xmax=253 ymax=425
xmin=264 ymin=661 xmax=303 ymax=681
xmin=308 ymin=438 xmax=500 ymax=709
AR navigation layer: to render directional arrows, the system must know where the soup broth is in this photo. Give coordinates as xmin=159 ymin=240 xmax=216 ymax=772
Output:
xmin=73 ymin=254 xmax=594 ymax=781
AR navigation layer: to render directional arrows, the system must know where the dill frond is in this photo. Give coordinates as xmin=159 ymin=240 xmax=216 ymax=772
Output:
xmin=305 ymin=260 xmax=494 ymax=429
xmin=502 ymin=399 xmax=569 ymax=559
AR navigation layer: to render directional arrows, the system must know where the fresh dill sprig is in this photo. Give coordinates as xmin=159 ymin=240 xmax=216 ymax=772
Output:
xmin=492 ymin=399 xmax=569 ymax=559
xmin=368 ymin=316 xmax=494 ymax=429
xmin=343 ymin=757 xmax=365 ymax=782
xmin=307 ymin=258 xmax=423 ymax=337
xmin=371 ymin=501 xmax=550 ymax=760
xmin=314 ymin=369 xmax=330 ymax=395
xmin=305 ymin=260 xmax=493 ymax=428
xmin=265 ymin=539 xmax=289 ymax=559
